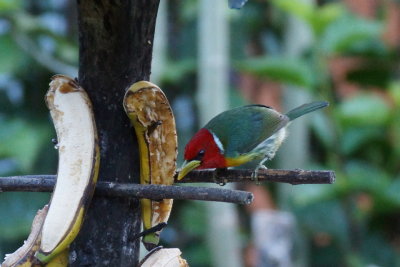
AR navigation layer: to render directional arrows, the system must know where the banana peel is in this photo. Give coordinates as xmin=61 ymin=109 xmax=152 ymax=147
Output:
xmin=33 ymin=75 xmax=100 ymax=263
xmin=44 ymin=249 xmax=69 ymax=267
xmin=139 ymin=247 xmax=188 ymax=267
xmin=123 ymin=81 xmax=177 ymax=250
xmin=1 ymin=206 xmax=48 ymax=267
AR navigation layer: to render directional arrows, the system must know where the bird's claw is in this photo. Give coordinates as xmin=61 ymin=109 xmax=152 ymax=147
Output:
xmin=251 ymin=161 xmax=268 ymax=185
xmin=213 ymin=168 xmax=228 ymax=186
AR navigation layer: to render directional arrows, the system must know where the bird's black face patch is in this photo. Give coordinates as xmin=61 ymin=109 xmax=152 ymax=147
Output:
xmin=192 ymin=149 xmax=205 ymax=161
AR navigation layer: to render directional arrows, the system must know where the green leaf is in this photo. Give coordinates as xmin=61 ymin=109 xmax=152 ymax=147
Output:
xmin=388 ymin=81 xmax=400 ymax=107
xmin=319 ymin=15 xmax=383 ymax=54
xmin=294 ymin=200 xmax=349 ymax=245
xmin=311 ymin=3 xmax=345 ymax=36
xmin=0 ymin=192 xmax=49 ymax=241
xmin=0 ymin=35 xmax=26 ymax=74
xmin=237 ymin=56 xmax=314 ymax=88
xmin=0 ymin=118 xmax=51 ymax=172
xmin=0 ymin=0 xmax=21 ymax=11
xmin=341 ymin=127 xmax=384 ymax=155
xmin=270 ymin=0 xmax=313 ymax=25
xmin=384 ymin=178 xmax=400 ymax=207
xmin=311 ymin=111 xmax=336 ymax=149
xmin=161 ymin=59 xmax=196 ymax=84
xmin=336 ymin=94 xmax=391 ymax=127
xmin=343 ymin=161 xmax=390 ymax=193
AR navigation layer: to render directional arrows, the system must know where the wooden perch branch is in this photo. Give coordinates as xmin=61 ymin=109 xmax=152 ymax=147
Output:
xmin=0 ymin=175 xmax=253 ymax=205
xmin=174 ymin=168 xmax=335 ymax=185
xmin=0 ymin=169 xmax=335 ymax=205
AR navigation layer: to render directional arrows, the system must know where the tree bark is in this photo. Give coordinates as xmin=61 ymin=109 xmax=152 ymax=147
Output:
xmin=71 ymin=1 xmax=160 ymax=266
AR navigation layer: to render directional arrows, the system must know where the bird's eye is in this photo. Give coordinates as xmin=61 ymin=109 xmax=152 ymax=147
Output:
xmin=194 ymin=149 xmax=205 ymax=160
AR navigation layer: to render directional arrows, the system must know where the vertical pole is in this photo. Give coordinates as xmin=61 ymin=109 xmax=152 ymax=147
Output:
xmin=198 ymin=1 xmax=243 ymax=267
xmin=71 ymin=1 xmax=160 ymax=266
xmin=278 ymin=0 xmax=314 ymax=206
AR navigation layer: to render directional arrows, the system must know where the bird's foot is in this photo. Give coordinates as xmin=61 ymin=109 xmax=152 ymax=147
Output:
xmin=251 ymin=162 xmax=268 ymax=185
xmin=213 ymin=168 xmax=228 ymax=186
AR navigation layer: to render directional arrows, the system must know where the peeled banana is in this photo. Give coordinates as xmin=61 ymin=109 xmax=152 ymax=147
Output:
xmin=34 ymin=75 xmax=100 ymax=263
xmin=123 ymin=81 xmax=177 ymax=250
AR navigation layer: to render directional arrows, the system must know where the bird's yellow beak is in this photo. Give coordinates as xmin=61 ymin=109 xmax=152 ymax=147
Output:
xmin=177 ymin=160 xmax=201 ymax=180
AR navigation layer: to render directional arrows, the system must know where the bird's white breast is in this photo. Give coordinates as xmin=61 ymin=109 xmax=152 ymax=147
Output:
xmin=252 ymin=127 xmax=287 ymax=160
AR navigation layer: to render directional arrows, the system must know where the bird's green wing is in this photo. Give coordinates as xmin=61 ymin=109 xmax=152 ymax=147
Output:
xmin=205 ymin=105 xmax=289 ymax=158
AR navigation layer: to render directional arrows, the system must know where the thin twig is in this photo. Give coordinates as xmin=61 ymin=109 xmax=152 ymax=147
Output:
xmin=0 ymin=176 xmax=253 ymax=205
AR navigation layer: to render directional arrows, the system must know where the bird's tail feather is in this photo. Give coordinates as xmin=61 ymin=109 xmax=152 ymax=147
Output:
xmin=285 ymin=101 xmax=328 ymax=121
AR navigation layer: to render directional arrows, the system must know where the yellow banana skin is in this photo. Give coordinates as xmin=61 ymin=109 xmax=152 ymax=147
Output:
xmin=123 ymin=81 xmax=177 ymax=249
xmin=45 ymin=248 xmax=69 ymax=267
xmin=34 ymin=75 xmax=100 ymax=263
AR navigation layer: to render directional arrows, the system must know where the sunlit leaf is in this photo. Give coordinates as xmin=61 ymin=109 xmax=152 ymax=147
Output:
xmin=388 ymin=81 xmax=400 ymax=107
xmin=237 ymin=56 xmax=314 ymax=88
xmin=311 ymin=3 xmax=345 ymax=36
xmin=270 ymin=0 xmax=313 ymax=25
xmin=0 ymin=0 xmax=21 ymax=11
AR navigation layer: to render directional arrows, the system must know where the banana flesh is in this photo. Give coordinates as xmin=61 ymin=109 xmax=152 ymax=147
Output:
xmin=123 ymin=81 xmax=177 ymax=250
xmin=34 ymin=75 xmax=100 ymax=263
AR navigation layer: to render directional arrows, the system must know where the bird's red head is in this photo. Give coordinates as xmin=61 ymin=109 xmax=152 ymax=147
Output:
xmin=184 ymin=128 xmax=226 ymax=169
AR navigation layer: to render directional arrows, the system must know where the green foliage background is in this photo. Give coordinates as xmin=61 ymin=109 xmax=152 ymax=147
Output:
xmin=1 ymin=1 xmax=400 ymax=266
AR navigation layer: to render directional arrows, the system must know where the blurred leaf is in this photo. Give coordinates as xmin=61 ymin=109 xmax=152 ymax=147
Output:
xmin=0 ymin=118 xmax=50 ymax=172
xmin=311 ymin=111 xmax=335 ymax=149
xmin=384 ymin=178 xmax=400 ymax=207
xmin=341 ymin=127 xmax=384 ymax=155
xmin=271 ymin=0 xmax=344 ymax=36
xmin=237 ymin=56 xmax=314 ymax=88
xmin=161 ymin=59 xmax=196 ymax=84
xmin=361 ymin=233 xmax=399 ymax=267
xmin=346 ymin=60 xmax=391 ymax=88
xmin=180 ymin=202 xmax=207 ymax=236
xmin=343 ymin=161 xmax=390 ymax=194
xmin=311 ymin=3 xmax=345 ymax=36
xmin=388 ymin=81 xmax=400 ymax=107
xmin=0 ymin=0 xmax=21 ymax=11
xmin=0 ymin=192 xmax=49 ymax=241
xmin=295 ymin=200 xmax=349 ymax=245
xmin=336 ymin=94 xmax=391 ymax=127
xmin=291 ymin=184 xmax=335 ymax=206
xmin=271 ymin=0 xmax=313 ymax=25
xmin=0 ymin=35 xmax=26 ymax=74
xmin=319 ymin=15 xmax=383 ymax=54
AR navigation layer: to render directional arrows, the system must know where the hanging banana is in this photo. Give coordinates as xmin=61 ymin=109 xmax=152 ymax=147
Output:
xmin=34 ymin=75 xmax=100 ymax=263
xmin=123 ymin=81 xmax=177 ymax=250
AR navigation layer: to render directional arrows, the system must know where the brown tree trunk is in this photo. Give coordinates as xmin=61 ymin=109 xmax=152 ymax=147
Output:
xmin=70 ymin=1 xmax=160 ymax=266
